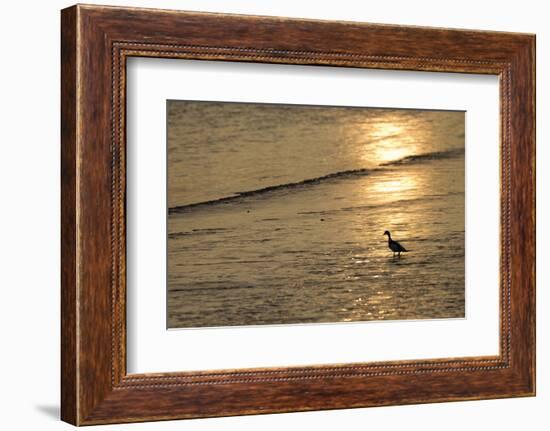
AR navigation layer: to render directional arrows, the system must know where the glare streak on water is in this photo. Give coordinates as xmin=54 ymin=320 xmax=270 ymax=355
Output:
xmin=166 ymin=101 xmax=465 ymax=328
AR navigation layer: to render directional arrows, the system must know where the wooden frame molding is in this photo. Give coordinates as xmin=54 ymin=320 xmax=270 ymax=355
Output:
xmin=61 ymin=4 xmax=535 ymax=425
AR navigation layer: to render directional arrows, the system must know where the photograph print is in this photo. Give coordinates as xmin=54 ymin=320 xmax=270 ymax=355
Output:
xmin=167 ymin=100 xmax=465 ymax=329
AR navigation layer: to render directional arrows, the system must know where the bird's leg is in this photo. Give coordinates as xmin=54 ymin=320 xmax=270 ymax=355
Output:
xmin=398 ymin=251 xmax=401 ymax=258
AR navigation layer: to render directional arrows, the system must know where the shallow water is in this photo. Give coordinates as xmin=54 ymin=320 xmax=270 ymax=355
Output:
xmin=167 ymin=101 xmax=465 ymax=328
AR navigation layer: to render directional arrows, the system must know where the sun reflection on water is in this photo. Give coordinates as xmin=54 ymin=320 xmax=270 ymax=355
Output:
xmin=367 ymin=171 xmax=424 ymax=203
xmin=343 ymin=112 xmax=436 ymax=166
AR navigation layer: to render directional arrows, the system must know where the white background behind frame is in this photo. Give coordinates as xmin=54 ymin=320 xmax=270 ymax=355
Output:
xmin=126 ymin=58 xmax=500 ymax=374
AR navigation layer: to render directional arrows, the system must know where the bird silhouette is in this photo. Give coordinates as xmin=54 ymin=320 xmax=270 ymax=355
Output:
xmin=383 ymin=230 xmax=408 ymax=258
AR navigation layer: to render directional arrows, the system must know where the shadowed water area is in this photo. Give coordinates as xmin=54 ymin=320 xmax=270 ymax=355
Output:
xmin=167 ymin=101 xmax=465 ymax=328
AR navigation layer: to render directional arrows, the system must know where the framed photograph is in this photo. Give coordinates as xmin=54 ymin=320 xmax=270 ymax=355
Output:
xmin=61 ymin=4 xmax=535 ymax=425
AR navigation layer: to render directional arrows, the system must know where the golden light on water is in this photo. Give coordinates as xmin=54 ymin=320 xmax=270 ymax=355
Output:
xmin=369 ymin=174 xmax=422 ymax=202
xmin=373 ymin=121 xmax=404 ymax=137
xmin=370 ymin=122 xmax=412 ymax=163
xmin=166 ymin=101 xmax=466 ymax=328
xmin=344 ymin=114 xmax=435 ymax=165
xmin=375 ymin=146 xmax=410 ymax=164
xmin=344 ymin=168 xmax=426 ymax=248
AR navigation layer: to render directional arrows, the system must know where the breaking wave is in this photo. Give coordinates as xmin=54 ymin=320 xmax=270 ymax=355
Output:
xmin=379 ymin=147 xmax=464 ymax=166
xmin=169 ymin=168 xmax=372 ymax=214
xmin=168 ymin=147 xmax=464 ymax=214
